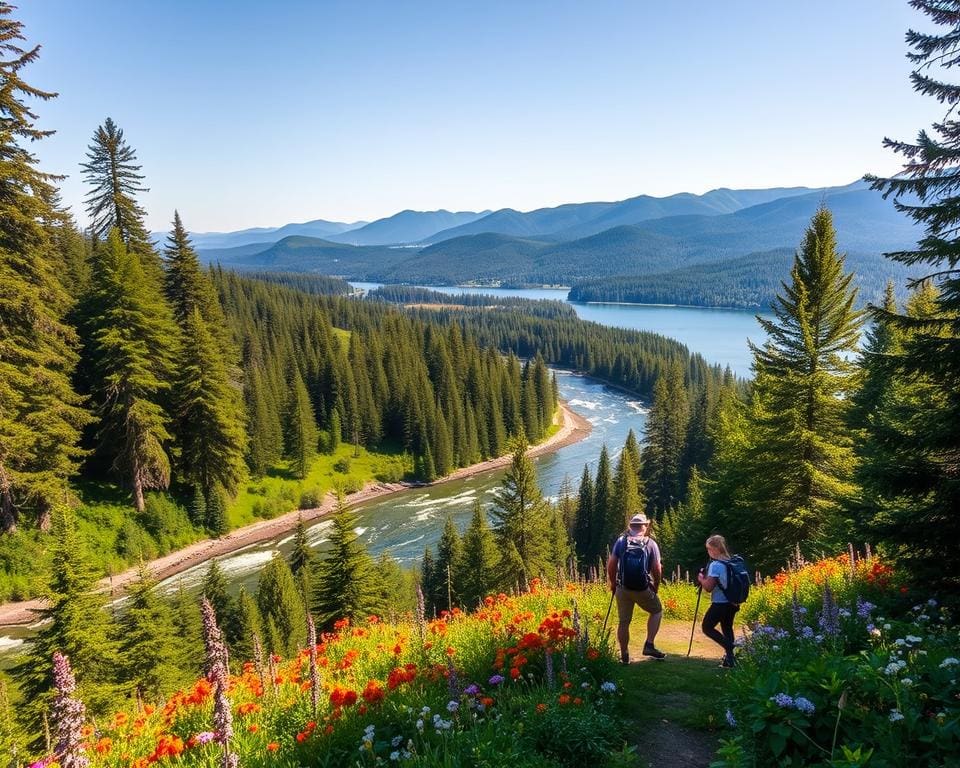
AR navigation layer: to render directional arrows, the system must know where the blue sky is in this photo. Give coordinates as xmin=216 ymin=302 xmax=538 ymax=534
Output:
xmin=17 ymin=0 xmax=940 ymax=233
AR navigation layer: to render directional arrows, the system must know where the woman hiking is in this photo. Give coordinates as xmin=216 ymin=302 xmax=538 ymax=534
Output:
xmin=697 ymin=534 xmax=739 ymax=668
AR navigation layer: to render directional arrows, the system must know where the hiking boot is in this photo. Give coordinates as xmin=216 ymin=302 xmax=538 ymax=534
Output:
xmin=720 ymin=655 xmax=736 ymax=669
xmin=642 ymin=643 xmax=666 ymax=660
xmin=619 ymin=655 xmax=630 ymax=666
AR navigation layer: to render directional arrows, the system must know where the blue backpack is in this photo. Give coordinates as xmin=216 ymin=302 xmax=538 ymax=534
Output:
xmin=617 ymin=534 xmax=651 ymax=591
xmin=719 ymin=555 xmax=751 ymax=605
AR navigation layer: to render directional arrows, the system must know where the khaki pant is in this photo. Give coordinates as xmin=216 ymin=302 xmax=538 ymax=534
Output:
xmin=615 ymin=586 xmax=663 ymax=626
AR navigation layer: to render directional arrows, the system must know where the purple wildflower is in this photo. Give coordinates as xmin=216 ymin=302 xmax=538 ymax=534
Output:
xmin=488 ymin=674 xmax=505 ymax=686
xmin=545 ymin=646 xmax=555 ymax=691
xmin=194 ymin=731 xmax=217 ymax=745
xmin=200 ymin=598 xmax=234 ymax=768
xmin=794 ymin=697 xmax=816 ymax=715
xmin=464 ymin=684 xmax=480 ymax=696
xmin=857 ymin=598 xmax=876 ymax=619
xmin=770 ymin=693 xmax=794 ymax=709
xmin=307 ymin=613 xmax=320 ymax=716
xmin=791 ymin=590 xmax=806 ymax=633
xmin=51 ymin=651 xmax=88 ymax=768
xmin=819 ymin=583 xmax=840 ymax=637
xmin=725 ymin=708 xmax=737 ymax=728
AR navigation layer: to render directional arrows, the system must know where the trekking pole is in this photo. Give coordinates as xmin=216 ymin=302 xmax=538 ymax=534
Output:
xmin=687 ymin=583 xmax=703 ymax=657
xmin=600 ymin=586 xmax=615 ymax=640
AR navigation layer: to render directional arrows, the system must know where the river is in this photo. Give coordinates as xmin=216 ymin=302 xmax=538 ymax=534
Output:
xmin=0 ymin=371 xmax=648 ymax=661
xmin=0 ymin=287 xmax=770 ymax=659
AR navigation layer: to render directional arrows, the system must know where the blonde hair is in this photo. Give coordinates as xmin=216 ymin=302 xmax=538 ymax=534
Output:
xmin=705 ymin=534 xmax=731 ymax=560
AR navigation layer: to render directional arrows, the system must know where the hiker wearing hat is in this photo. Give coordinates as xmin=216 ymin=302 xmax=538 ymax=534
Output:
xmin=606 ymin=513 xmax=665 ymax=663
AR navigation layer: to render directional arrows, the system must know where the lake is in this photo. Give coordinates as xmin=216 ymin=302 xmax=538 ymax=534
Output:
xmin=350 ymin=283 xmax=770 ymax=377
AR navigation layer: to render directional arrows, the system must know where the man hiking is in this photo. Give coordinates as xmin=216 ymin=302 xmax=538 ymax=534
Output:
xmin=607 ymin=513 xmax=665 ymax=663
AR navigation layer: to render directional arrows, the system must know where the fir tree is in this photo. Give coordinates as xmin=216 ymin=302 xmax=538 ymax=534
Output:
xmin=643 ymin=361 xmax=689 ymax=515
xmin=205 ymin=486 xmax=228 ymax=536
xmin=201 ymin=559 xmax=238 ymax=647
xmin=0 ymin=5 xmax=88 ymax=532
xmin=741 ymin=208 xmax=863 ymax=569
xmin=234 ymin=586 xmax=263 ymax=666
xmin=83 ymin=230 xmax=178 ymax=511
xmin=556 ymin=474 xmax=578 ymax=539
xmin=612 ymin=439 xmax=642 ymax=531
xmin=458 ymin=500 xmax=499 ymax=608
xmin=118 ymin=566 xmax=184 ymax=702
xmin=490 ymin=435 xmax=551 ymax=589
xmin=590 ymin=446 xmax=613 ymax=563
xmin=284 ymin=371 xmax=318 ymax=480
xmin=433 ymin=515 xmax=463 ymax=611
xmin=289 ymin=513 xmax=313 ymax=576
xmin=174 ymin=307 xmax=247 ymax=499
xmin=313 ymin=496 xmax=381 ymax=628
xmin=171 ymin=581 xmax=204 ymax=674
xmin=573 ymin=464 xmax=595 ymax=571
xmin=373 ymin=552 xmax=415 ymax=617
xmin=188 ymin=484 xmax=206 ymax=528
xmin=81 ymin=117 xmax=154 ymax=258
xmin=863 ymin=2 xmax=960 ymax=586
xmin=163 ymin=211 xmax=227 ymax=335
xmin=13 ymin=510 xmax=120 ymax=742
xmin=256 ymin=554 xmax=305 ymax=658
xmin=420 ymin=545 xmax=437 ymax=616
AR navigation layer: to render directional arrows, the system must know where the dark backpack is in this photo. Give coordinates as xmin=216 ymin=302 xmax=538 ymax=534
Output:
xmin=617 ymin=534 xmax=650 ymax=591
xmin=719 ymin=555 xmax=750 ymax=605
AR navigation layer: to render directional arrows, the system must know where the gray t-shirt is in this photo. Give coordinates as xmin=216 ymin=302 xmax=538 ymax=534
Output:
xmin=611 ymin=534 xmax=661 ymax=577
xmin=708 ymin=559 xmax=730 ymax=603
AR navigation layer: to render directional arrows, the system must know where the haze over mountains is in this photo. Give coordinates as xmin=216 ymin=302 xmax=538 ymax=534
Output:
xmin=179 ymin=180 xmax=921 ymax=308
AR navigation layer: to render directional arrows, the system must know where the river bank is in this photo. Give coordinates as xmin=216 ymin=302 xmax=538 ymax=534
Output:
xmin=0 ymin=402 xmax=592 ymax=628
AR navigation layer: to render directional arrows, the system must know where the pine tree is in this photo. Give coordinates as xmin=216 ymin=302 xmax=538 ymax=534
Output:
xmin=81 ymin=117 xmax=154 ymax=258
xmin=174 ymin=307 xmax=247 ymax=499
xmin=590 ymin=446 xmax=613 ymax=563
xmin=289 ymin=513 xmax=314 ymax=576
xmin=327 ymin=408 xmax=342 ymax=455
xmin=741 ymin=208 xmax=863 ymax=569
xmin=234 ymin=586 xmax=263 ymax=666
xmin=256 ymin=554 xmax=305 ymax=658
xmin=313 ymin=496 xmax=381 ymax=628
xmin=490 ymin=436 xmax=551 ymax=589
xmin=863 ymin=2 xmax=960 ymax=586
xmin=188 ymin=484 xmax=206 ymax=528
xmin=573 ymin=464 xmax=595 ymax=571
xmin=83 ymin=230 xmax=178 ymax=511
xmin=284 ymin=371 xmax=318 ymax=480
xmin=643 ymin=361 xmax=689 ymax=514
xmin=205 ymin=485 xmax=228 ymax=536
xmin=420 ymin=545 xmax=437 ymax=616
xmin=612 ymin=439 xmax=642 ymax=531
xmin=171 ymin=581 xmax=204 ymax=673
xmin=433 ymin=515 xmax=463 ymax=611
xmin=458 ymin=500 xmax=499 ymax=608
xmin=0 ymin=5 xmax=88 ymax=532
xmin=163 ymin=211 xmax=226 ymax=334
xmin=556 ymin=474 xmax=578 ymax=540
xmin=201 ymin=559 xmax=238 ymax=646
xmin=13 ymin=510 xmax=120 ymax=741
xmin=373 ymin=552 xmax=415 ymax=617
xmin=118 ymin=566 xmax=184 ymax=702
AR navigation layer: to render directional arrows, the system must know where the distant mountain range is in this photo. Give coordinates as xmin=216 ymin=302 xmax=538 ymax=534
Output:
xmin=177 ymin=180 xmax=922 ymax=308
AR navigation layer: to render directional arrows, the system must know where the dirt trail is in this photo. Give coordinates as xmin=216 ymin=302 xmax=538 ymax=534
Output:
xmin=0 ymin=403 xmax=592 ymax=628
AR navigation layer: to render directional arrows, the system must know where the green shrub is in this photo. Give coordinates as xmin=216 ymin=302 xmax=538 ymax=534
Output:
xmin=333 ymin=457 xmax=351 ymax=474
xmin=299 ymin=488 xmax=323 ymax=509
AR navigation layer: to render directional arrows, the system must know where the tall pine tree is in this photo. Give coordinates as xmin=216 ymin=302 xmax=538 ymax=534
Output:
xmin=864 ymin=1 xmax=960 ymax=586
xmin=740 ymin=208 xmax=863 ymax=569
xmin=83 ymin=229 xmax=178 ymax=511
xmin=0 ymin=5 xmax=88 ymax=532
xmin=313 ymin=496 xmax=381 ymax=628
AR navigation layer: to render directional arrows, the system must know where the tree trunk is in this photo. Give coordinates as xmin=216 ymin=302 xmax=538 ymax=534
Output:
xmin=0 ymin=464 xmax=17 ymax=534
xmin=132 ymin=467 xmax=145 ymax=513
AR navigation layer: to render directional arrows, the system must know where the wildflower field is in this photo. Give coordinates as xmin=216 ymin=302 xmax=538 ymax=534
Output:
xmin=35 ymin=581 xmax=636 ymax=768
xmin=715 ymin=553 xmax=960 ymax=768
